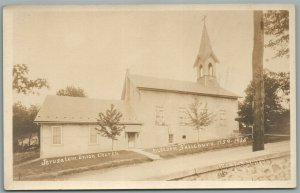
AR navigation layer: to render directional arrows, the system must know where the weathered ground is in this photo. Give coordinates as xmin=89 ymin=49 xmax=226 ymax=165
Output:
xmin=13 ymin=150 xmax=40 ymax=165
xmin=54 ymin=141 xmax=290 ymax=181
xmin=178 ymin=155 xmax=290 ymax=181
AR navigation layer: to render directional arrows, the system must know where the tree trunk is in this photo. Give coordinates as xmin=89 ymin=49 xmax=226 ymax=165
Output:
xmin=37 ymin=126 xmax=41 ymax=149
xmin=28 ymin=133 xmax=32 ymax=147
xmin=252 ymin=11 xmax=265 ymax=151
xmin=197 ymin=129 xmax=200 ymax=142
xmin=111 ymin=139 xmax=114 ymax=151
xmin=20 ymin=139 xmax=24 ymax=152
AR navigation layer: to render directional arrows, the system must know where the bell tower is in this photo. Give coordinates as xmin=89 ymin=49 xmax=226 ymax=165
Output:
xmin=193 ymin=17 xmax=220 ymax=87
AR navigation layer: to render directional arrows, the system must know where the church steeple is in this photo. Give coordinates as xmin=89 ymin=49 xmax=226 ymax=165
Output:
xmin=194 ymin=18 xmax=220 ymax=87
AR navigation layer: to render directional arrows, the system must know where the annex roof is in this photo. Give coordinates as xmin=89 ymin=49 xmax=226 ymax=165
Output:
xmin=34 ymin=95 xmax=141 ymax=124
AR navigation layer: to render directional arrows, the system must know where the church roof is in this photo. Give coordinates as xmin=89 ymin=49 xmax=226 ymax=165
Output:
xmin=194 ymin=23 xmax=219 ymax=68
xmin=34 ymin=95 xmax=141 ymax=124
xmin=128 ymin=74 xmax=239 ymax=99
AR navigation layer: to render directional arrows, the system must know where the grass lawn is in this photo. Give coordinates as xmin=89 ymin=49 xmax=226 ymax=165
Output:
xmin=13 ymin=150 xmax=40 ymax=165
xmin=14 ymin=150 xmax=151 ymax=180
xmin=144 ymin=136 xmax=252 ymax=159
xmin=265 ymin=134 xmax=290 ymax=143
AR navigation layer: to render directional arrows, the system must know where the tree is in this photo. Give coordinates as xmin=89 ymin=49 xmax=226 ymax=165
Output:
xmin=186 ymin=98 xmax=214 ymax=142
xmin=13 ymin=64 xmax=48 ymax=153
xmin=13 ymin=102 xmax=27 ymax=152
xmin=27 ymin=105 xmax=40 ymax=147
xmin=95 ymin=104 xmax=125 ymax=150
xmin=13 ymin=64 xmax=49 ymax=94
xmin=264 ymin=10 xmax=289 ymax=58
xmin=13 ymin=102 xmax=40 ymax=152
xmin=56 ymin=86 xmax=87 ymax=97
xmin=237 ymin=70 xmax=290 ymax=134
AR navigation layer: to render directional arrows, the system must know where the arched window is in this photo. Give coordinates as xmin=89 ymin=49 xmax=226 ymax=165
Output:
xmin=199 ymin=65 xmax=203 ymax=77
xmin=208 ymin=63 xmax=213 ymax=76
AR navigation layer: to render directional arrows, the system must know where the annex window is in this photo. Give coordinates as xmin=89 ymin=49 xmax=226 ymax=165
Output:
xmin=169 ymin=134 xmax=174 ymax=143
xmin=208 ymin=63 xmax=213 ymax=76
xmin=89 ymin=127 xmax=98 ymax=144
xmin=52 ymin=126 xmax=62 ymax=145
xmin=219 ymin=110 xmax=226 ymax=126
xmin=178 ymin=107 xmax=188 ymax=126
xmin=155 ymin=106 xmax=165 ymax=126
xmin=199 ymin=65 xmax=203 ymax=77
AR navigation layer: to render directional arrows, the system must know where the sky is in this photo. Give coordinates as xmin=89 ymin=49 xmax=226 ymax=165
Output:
xmin=11 ymin=7 xmax=290 ymax=106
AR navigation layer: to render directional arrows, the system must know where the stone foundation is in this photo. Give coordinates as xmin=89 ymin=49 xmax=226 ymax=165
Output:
xmin=177 ymin=155 xmax=290 ymax=181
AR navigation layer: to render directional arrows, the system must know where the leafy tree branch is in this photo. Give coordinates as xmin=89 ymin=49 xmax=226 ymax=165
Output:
xmin=56 ymin=86 xmax=87 ymax=97
xmin=264 ymin=10 xmax=289 ymax=58
xmin=95 ymin=104 xmax=125 ymax=150
xmin=186 ymin=98 xmax=215 ymax=142
xmin=13 ymin=64 xmax=49 ymax=94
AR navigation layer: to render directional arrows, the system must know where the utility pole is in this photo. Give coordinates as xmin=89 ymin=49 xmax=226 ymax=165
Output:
xmin=252 ymin=11 xmax=265 ymax=151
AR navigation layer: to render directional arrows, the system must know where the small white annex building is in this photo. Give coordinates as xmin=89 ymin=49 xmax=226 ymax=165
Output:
xmin=35 ymin=23 xmax=239 ymax=158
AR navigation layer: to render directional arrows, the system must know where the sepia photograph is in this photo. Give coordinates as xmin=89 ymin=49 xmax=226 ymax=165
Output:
xmin=3 ymin=4 xmax=296 ymax=190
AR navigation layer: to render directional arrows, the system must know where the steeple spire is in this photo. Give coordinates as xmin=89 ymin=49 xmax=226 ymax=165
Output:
xmin=193 ymin=19 xmax=219 ymax=68
xmin=194 ymin=17 xmax=220 ymax=87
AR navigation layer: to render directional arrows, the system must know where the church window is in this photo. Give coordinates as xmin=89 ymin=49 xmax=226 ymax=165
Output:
xmin=199 ymin=65 xmax=203 ymax=77
xmin=169 ymin=134 xmax=174 ymax=143
xmin=182 ymin=135 xmax=186 ymax=139
xmin=155 ymin=106 xmax=164 ymax=126
xmin=89 ymin=127 xmax=98 ymax=144
xmin=178 ymin=107 xmax=188 ymax=126
xmin=208 ymin=63 xmax=213 ymax=76
xmin=219 ymin=110 xmax=226 ymax=126
xmin=52 ymin=126 xmax=62 ymax=145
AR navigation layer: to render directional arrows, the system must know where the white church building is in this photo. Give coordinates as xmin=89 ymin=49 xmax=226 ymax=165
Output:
xmin=35 ymin=23 xmax=239 ymax=158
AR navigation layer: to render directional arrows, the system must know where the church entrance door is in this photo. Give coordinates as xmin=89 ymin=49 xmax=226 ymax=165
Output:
xmin=128 ymin=132 xmax=136 ymax=148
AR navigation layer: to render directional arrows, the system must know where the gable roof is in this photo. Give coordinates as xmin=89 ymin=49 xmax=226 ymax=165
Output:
xmin=128 ymin=74 xmax=239 ymax=99
xmin=34 ymin=95 xmax=141 ymax=124
xmin=194 ymin=23 xmax=219 ymax=68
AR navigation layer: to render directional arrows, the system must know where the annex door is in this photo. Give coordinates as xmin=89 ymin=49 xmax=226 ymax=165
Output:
xmin=128 ymin=133 xmax=136 ymax=148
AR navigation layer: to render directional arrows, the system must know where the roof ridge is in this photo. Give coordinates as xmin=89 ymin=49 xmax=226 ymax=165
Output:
xmin=46 ymin=95 xmax=127 ymax=103
xmin=129 ymin=73 xmax=199 ymax=84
